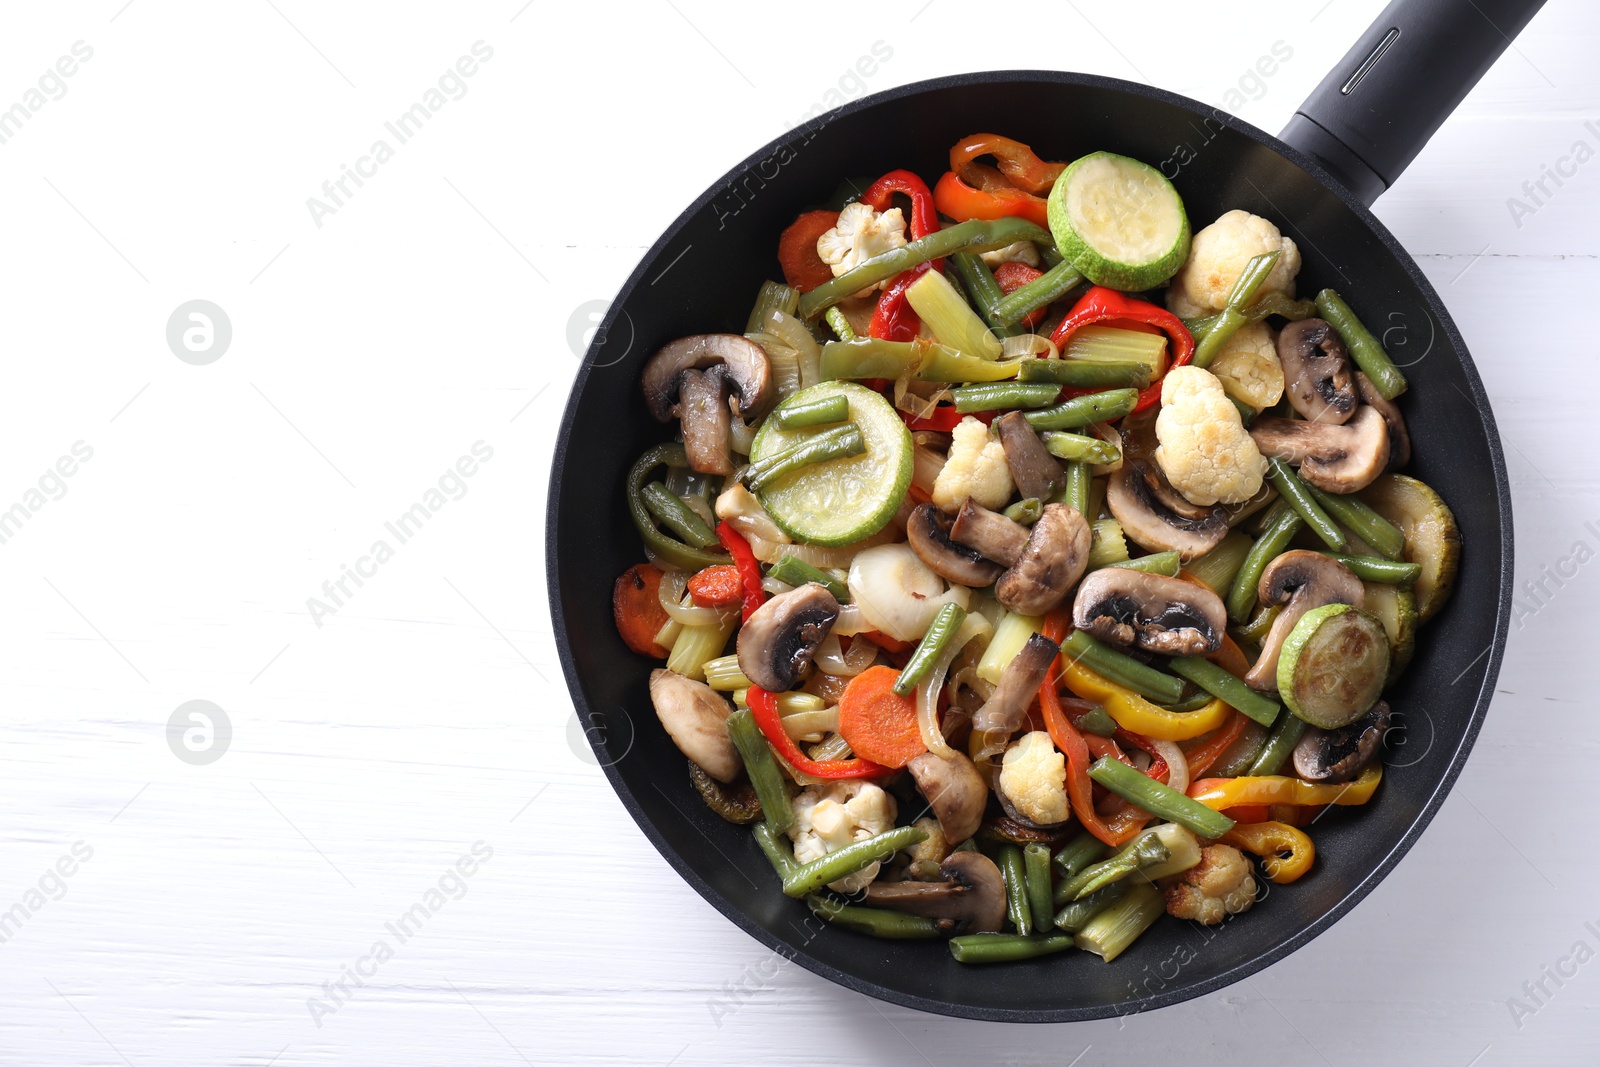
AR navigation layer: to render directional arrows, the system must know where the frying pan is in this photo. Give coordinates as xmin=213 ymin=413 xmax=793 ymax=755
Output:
xmin=549 ymin=0 xmax=1539 ymax=1022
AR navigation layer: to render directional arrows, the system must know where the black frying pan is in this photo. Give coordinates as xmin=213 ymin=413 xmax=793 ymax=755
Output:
xmin=549 ymin=0 xmax=1538 ymax=1022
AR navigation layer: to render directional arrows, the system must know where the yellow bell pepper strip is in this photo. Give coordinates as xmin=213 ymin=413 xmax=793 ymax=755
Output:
xmin=1187 ymin=764 xmax=1384 ymax=811
xmin=1059 ymin=658 xmax=1231 ymax=742
xmin=1220 ymin=821 xmax=1315 ymax=884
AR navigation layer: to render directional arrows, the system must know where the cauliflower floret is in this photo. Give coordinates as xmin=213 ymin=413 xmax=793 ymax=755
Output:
xmin=1154 ymin=366 xmax=1267 ymax=506
xmin=903 ymin=816 xmax=950 ymax=879
xmin=1164 ymin=844 xmax=1257 ymax=925
xmin=998 ymin=731 xmax=1070 ymax=826
xmin=1207 ymin=321 xmax=1284 ymax=412
xmin=1165 ymin=209 xmax=1302 ymax=319
xmin=787 ymin=780 xmax=898 ymax=893
xmin=932 ymin=416 xmax=1014 ymax=513
xmin=979 ymin=240 xmax=1041 ymax=269
xmin=816 ymin=202 xmax=908 ymax=294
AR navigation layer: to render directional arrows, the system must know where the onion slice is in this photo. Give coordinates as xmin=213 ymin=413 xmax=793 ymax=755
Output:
xmin=914 ymin=613 xmax=992 ymax=759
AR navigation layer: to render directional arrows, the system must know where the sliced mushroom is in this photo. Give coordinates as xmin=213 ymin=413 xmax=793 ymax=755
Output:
xmin=1293 ymin=700 xmax=1391 ymax=783
xmin=736 ymin=583 xmax=840 ymax=692
xmin=994 ymin=503 xmax=1092 ymax=616
xmin=1072 ymin=568 xmax=1227 ymax=656
xmin=862 ymin=850 xmax=1006 ymax=935
xmin=640 ymin=334 xmax=772 ymax=475
xmin=1357 ymin=372 xmax=1410 ymax=471
xmin=995 ymin=411 xmax=1065 ymax=502
xmin=950 ymin=499 xmax=1030 ymax=567
xmin=972 ymin=633 xmax=1060 ymax=735
xmin=1249 ymin=405 xmax=1390 ymax=494
xmin=648 ymin=669 xmax=742 ymax=783
xmin=1106 ymin=458 xmax=1229 ymax=560
xmin=1278 ymin=318 xmax=1357 ymax=424
xmin=906 ymin=750 xmax=988 ymax=845
xmin=1243 ymin=550 xmax=1365 ymax=690
xmin=906 ymin=503 xmax=1005 ymax=587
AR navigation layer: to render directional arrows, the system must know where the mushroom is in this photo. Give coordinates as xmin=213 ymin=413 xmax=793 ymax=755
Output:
xmin=1357 ymin=372 xmax=1411 ymax=471
xmin=862 ymin=850 xmax=1007 ymax=935
xmin=1243 ymin=550 xmax=1365 ymax=690
xmin=906 ymin=750 xmax=988 ymax=845
xmin=905 ymin=503 xmax=1005 ymax=587
xmin=1106 ymin=458 xmax=1229 ymax=560
xmin=648 ymin=669 xmax=742 ymax=783
xmin=1293 ymin=700 xmax=1391 ymax=783
xmin=1248 ymin=405 xmax=1390 ymax=494
xmin=950 ymin=498 xmax=1031 ymax=566
xmin=994 ymin=411 xmax=1065 ymax=502
xmin=640 ymin=334 xmax=772 ymax=475
xmin=1072 ymin=568 xmax=1227 ymax=656
xmin=994 ymin=503 xmax=1093 ymax=616
xmin=972 ymin=633 xmax=1061 ymax=735
xmin=1277 ymin=318 xmax=1357 ymax=424
xmin=735 ymin=583 xmax=840 ymax=692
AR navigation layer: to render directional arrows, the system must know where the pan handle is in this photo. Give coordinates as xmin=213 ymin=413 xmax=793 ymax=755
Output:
xmin=1279 ymin=0 xmax=1547 ymax=206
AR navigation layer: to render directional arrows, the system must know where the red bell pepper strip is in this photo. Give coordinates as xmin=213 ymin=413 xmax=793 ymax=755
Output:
xmin=747 ymin=685 xmax=892 ymax=779
xmin=1114 ymin=730 xmax=1171 ymax=785
xmin=948 ymin=134 xmax=1066 ymax=196
xmin=860 ymin=170 xmax=942 ymax=341
xmin=1049 ymin=286 xmax=1196 ymax=416
xmin=715 ymin=522 xmax=766 ymax=623
xmin=933 ymin=169 xmax=1049 ymax=229
xmin=868 ymin=262 xmax=929 ymax=341
xmin=991 ymin=261 xmax=1049 ymax=330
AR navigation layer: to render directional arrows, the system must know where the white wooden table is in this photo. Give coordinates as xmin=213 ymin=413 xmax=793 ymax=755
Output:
xmin=1 ymin=2 xmax=1594 ymax=1063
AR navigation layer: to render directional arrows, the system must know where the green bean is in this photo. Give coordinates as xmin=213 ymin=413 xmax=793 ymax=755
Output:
xmin=1023 ymin=842 xmax=1056 ymax=932
xmin=1304 ymin=484 xmax=1407 ymax=559
xmin=1058 ymin=460 xmax=1092 ymax=517
xmin=627 ymin=445 xmax=730 ymax=570
xmin=1054 ymin=881 xmax=1131 ymax=931
xmin=952 ymin=381 xmax=1063 ymax=413
xmin=1071 ymin=704 xmax=1120 ymax=738
xmin=1211 ymin=726 xmax=1268 ymax=778
xmin=1168 ymin=656 xmax=1281 ymax=727
xmin=1059 ymin=630 xmax=1185 ymax=704
xmin=806 ymin=894 xmax=942 ymax=939
xmin=992 ymin=259 xmax=1083 ymax=327
xmin=1315 ymin=289 xmax=1408 ymax=400
xmin=1227 ymin=504 xmax=1305 ymax=623
xmin=1041 ymin=431 xmax=1121 ymax=465
xmin=798 ymin=217 xmax=1054 ymax=317
xmin=998 ymin=844 xmax=1032 ymax=935
xmin=1265 ymin=458 xmax=1346 ymax=551
xmin=1249 ymin=712 xmax=1308 ymax=776
xmin=949 ymin=932 xmax=1076 ymax=964
xmin=764 ymin=555 xmax=850 ymax=602
xmin=746 ymin=279 xmax=799 ymax=334
xmin=774 ymin=394 xmax=849 ymax=430
xmin=781 ymin=825 xmax=928 ymax=897
xmin=639 ymin=482 xmax=719 ymax=549
xmin=1105 ymin=550 xmax=1182 ymax=577
xmin=1024 ymin=388 xmax=1140 ymax=431
xmin=1229 ymin=395 xmax=1257 ymax=425
xmin=743 ymin=424 xmax=865 ymax=492
xmin=1184 ymin=292 xmax=1319 ymax=338
xmin=1057 ymin=831 xmax=1171 ymax=902
xmin=1320 ymin=553 xmax=1422 ymax=583
xmin=1192 ymin=251 xmax=1279 ymax=368
xmin=1089 ymin=757 xmax=1236 ymax=839
xmin=893 ymin=603 xmax=968 ymax=697
xmin=727 ymin=711 xmax=795 ymax=834
xmin=1159 ymin=690 xmax=1216 ymax=713
xmin=950 ymin=252 xmax=1024 ymax=338
xmin=1053 ymin=832 xmax=1108 ymax=882
xmin=752 ymin=820 xmax=797 ymax=880
xmin=1019 ymin=358 xmax=1151 ymax=390
xmin=823 ymin=305 xmax=856 ymax=342
xmin=1003 ymin=498 xmax=1043 ymax=525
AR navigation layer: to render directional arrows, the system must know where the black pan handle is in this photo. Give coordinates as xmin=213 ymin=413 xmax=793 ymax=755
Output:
xmin=1280 ymin=0 xmax=1547 ymax=205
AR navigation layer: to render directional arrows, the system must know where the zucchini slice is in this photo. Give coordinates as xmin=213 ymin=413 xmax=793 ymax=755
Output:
xmin=1277 ymin=603 xmax=1390 ymax=728
xmin=1358 ymin=473 xmax=1461 ymax=623
xmin=1048 ymin=151 xmax=1190 ymax=291
xmin=1363 ymin=582 xmax=1418 ymax=685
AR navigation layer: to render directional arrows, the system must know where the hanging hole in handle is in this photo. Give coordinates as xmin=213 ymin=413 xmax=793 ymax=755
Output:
xmin=1341 ymin=27 xmax=1402 ymax=95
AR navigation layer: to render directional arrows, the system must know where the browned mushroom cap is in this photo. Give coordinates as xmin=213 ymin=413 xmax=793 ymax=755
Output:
xmin=906 ymin=750 xmax=988 ymax=844
xmin=972 ymin=633 xmax=1060 ymax=735
xmin=677 ymin=366 xmax=734 ymax=475
xmin=1243 ymin=550 xmax=1365 ymax=689
xmin=1072 ymin=568 xmax=1227 ymax=656
xmin=640 ymin=334 xmax=772 ymax=422
xmin=1278 ymin=318 xmax=1357 ymax=424
xmin=1249 ymin=405 xmax=1390 ymax=494
xmin=648 ymin=669 xmax=741 ymax=783
xmin=1294 ymin=700 xmax=1391 ymax=783
xmin=862 ymin=850 xmax=1007 ymax=935
xmin=950 ymin=498 xmax=1030 ymax=567
xmin=1357 ymin=372 xmax=1411 ymax=471
xmin=995 ymin=503 xmax=1092 ymax=616
xmin=906 ymin=503 xmax=1005 ymax=587
xmin=995 ymin=411 xmax=1065 ymax=502
xmin=1106 ymin=458 xmax=1229 ymax=561
xmin=735 ymin=583 xmax=840 ymax=692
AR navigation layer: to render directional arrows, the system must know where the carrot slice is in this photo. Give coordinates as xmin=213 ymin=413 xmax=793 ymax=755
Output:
xmin=613 ymin=563 xmax=671 ymax=658
xmin=778 ymin=210 xmax=840 ymax=293
xmin=836 ymin=665 xmax=927 ymax=769
xmin=687 ymin=565 xmax=743 ymax=609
